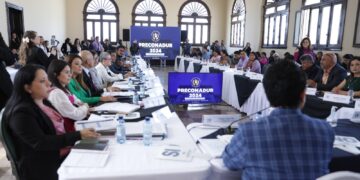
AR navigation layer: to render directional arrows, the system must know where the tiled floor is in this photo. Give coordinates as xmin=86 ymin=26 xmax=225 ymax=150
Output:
xmin=0 ymin=65 xmax=240 ymax=180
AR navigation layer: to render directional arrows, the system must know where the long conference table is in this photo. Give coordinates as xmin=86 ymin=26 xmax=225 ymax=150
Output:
xmin=175 ymin=56 xmax=355 ymax=118
xmin=58 ymin=57 xmax=215 ymax=180
xmin=176 ymin=56 xmax=360 ymax=173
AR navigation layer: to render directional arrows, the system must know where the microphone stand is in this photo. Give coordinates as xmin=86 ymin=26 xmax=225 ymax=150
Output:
xmin=200 ymin=106 xmax=271 ymax=139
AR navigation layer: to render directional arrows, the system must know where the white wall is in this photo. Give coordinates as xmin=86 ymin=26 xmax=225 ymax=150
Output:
xmin=0 ymin=0 xmax=66 ymax=45
xmin=225 ymin=0 xmax=263 ymax=54
xmin=65 ymin=0 xmax=228 ymax=46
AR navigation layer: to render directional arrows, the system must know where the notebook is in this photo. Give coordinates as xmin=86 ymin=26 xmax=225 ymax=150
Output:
xmin=73 ymin=139 xmax=109 ymax=151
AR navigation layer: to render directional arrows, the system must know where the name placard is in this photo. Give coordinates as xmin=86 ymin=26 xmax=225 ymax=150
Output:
xmin=352 ymin=101 xmax=360 ymax=122
xmin=306 ymin=88 xmax=317 ymax=96
xmin=323 ymin=92 xmax=350 ymax=104
xmin=245 ymin=72 xmax=263 ymax=81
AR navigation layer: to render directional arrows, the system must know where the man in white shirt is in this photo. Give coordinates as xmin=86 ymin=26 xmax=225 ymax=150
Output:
xmin=96 ymin=52 xmax=124 ymax=87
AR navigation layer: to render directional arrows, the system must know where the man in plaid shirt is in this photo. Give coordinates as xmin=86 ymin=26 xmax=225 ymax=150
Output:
xmin=222 ymin=60 xmax=335 ymax=179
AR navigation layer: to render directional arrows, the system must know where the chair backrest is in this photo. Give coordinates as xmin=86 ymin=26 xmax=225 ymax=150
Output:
xmin=261 ymin=64 xmax=271 ymax=74
xmin=0 ymin=108 xmax=20 ymax=179
xmin=317 ymin=171 xmax=360 ymax=180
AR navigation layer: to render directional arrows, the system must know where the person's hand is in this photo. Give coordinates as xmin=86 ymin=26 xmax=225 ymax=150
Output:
xmin=107 ymin=86 xmax=120 ymax=92
xmin=307 ymin=79 xmax=316 ymax=87
xmin=100 ymin=96 xmax=116 ymax=102
xmin=124 ymin=72 xmax=134 ymax=78
xmin=80 ymin=128 xmax=100 ymax=139
xmin=332 ymin=88 xmax=340 ymax=94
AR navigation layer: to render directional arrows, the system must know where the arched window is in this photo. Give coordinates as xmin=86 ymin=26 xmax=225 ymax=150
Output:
xmin=262 ymin=0 xmax=290 ymax=48
xmin=132 ymin=0 xmax=166 ymax=27
xmin=293 ymin=0 xmax=347 ymax=50
xmin=83 ymin=0 xmax=119 ymax=43
xmin=179 ymin=0 xmax=211 ymax=45
xmin=230 ymin=0 xmax=246 ymax=47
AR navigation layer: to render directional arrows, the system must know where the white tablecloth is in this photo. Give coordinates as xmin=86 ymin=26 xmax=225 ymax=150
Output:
xmin=239 ymin=83 xmax=271 ymax=115
xmin=6 ymin=67 xmax=18 ymax=82
xmin=221 ymin=70 xmax=241 ymax=110
xmin=58 ymin=113 xmax=211 ymax=180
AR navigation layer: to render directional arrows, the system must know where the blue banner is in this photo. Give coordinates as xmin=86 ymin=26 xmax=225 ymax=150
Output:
xmin=168 ymin=73 xmax=223 ymax=104
xmin=130 ymin=26 xmax=180 ymax=60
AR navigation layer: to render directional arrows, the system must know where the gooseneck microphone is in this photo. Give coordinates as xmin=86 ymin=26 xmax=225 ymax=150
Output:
xmin=201 ymin=107 xmax=271 ymax=139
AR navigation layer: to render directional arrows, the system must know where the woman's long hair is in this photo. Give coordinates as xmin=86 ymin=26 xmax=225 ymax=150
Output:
xmin=18 ymin=31 xmax=37 ymax=66
xmin=67 ymin=55 xmax=89 ymax=91
xmin=349 ymin=57 xmax=360 ymax=78
xmin=3 ymin=64 xmax=45 ymax=117
xmin=47 ymin=60 xmax=69 ymax=93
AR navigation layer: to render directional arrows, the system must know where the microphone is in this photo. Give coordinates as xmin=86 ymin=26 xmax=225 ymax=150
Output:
xmin=201 ymin=107 xmax=271 ymax=139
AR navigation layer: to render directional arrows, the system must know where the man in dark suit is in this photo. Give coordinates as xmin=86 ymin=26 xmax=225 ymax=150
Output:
xmin=308 ymin=53 xmax=347 ymax=91
xmin=300 ymin=54 xmax=320 ymax=81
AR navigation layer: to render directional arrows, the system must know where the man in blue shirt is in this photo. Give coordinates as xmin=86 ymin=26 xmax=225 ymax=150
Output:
xmin=223 ymin=60 xmax=335 ymax=179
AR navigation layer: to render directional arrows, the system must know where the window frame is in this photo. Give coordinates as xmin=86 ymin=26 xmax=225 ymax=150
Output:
xmin=230 ymin=0 xmax=246 ymax=48
xmin=262 ymin=0 xmax=290 ymax=49
xmin=178 ymin=0 xmax=211 ymax=46
xmin=294 ymin=0 xmax=347 ymax=50
xmin=132 ymin=0 xmax=167 ymax=27
xmin=353 ymin=0 xmax=360 ymax=47
xmin=83 ymin=0 xmax=120 ymax=43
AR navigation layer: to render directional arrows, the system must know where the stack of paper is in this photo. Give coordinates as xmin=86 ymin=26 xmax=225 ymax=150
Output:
xmin=62 ymin=150 xmax=110 ymax=168
xmin=125 ymin=120 xmax=167 ymax=139
xmin=102 ymin=91 xmax=134 ymax=97
xmin=75 ymin=118 xmax=117 ymax=131
xmin=92 ymin=102 xmax=140 ymax=114
xmin=197 ymin=138 xmax=227 ymax=158
xmin=145 ymin=87 xmax=165 ymax=97
xmin=142 ymin=96 xmax=166 ymax=109
xmin=334 ymin=135 xmax=360 ymax=155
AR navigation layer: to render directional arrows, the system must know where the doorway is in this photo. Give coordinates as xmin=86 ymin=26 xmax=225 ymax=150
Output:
xmin=6 ymin=2 xmax=24 ymax=43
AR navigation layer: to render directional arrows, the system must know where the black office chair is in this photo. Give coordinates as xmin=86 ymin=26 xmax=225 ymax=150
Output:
xmin=0 ymin=109 xmax=20 ymax=180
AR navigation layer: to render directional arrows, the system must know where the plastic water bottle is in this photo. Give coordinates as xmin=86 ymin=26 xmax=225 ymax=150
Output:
xmin=328 ymin=106 xmax=338 ymax=127
xmin=143 ymin=117 xmax=152 ymax=146
xmin=349 ymin=87 xmax=354 ymax=103
xmin=116 ymin=116 xmax=126 ymax=144
xmin=132 ymin=91 xmax=139 ymax=104
xmin=140 ymin=84 xmax=145 ymax=97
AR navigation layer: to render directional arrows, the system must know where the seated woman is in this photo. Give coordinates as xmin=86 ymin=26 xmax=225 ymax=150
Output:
xmin=47 ymin=60 xmax=89 ymax=132
xmin=2 ymin=64 xmax=99 ymax=180
xmin=243 ymin=52 xmax=261 ymax=73
xmin=67 ymin=55 xmax=116 ymax=105
xmin=219 ymin=50 xmax=230 ymax=66
xmin=332 ymin=57 xmax=360 ymax=96
xmin=210 ymin=50 xmax=221 ymax=63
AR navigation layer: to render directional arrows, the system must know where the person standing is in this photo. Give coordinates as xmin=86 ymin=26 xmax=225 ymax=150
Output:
xmin=18 ymin=31 xmax=56 ymax=70
xmin=294 ymin=37 xmax=316 ymax=64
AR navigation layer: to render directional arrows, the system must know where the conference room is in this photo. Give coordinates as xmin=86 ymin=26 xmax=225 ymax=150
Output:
xmin=1 ymin=0 xmax=360 ymax=179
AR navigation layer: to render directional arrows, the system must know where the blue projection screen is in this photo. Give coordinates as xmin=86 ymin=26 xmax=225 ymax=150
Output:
xmin=130 ymin=26 xmax=180 ymax=60
xmin=168 ymin=73 xmax=223 ymax=104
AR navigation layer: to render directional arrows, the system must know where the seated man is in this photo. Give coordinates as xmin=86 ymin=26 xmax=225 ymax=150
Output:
xmin=300 ymin=54 xmax=320 ymax=81
xmin=96 ymin=52 xmax=124 ymax=87
xmin=308 ymin=53 xmax=347 ymax=91
xmin=112 ymin=46 xmax=131 ymax=74
xmin=223 ymin=60 xmax=334 ymax=179
xmin=231 ymin=51 xmax=241 ymax=66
